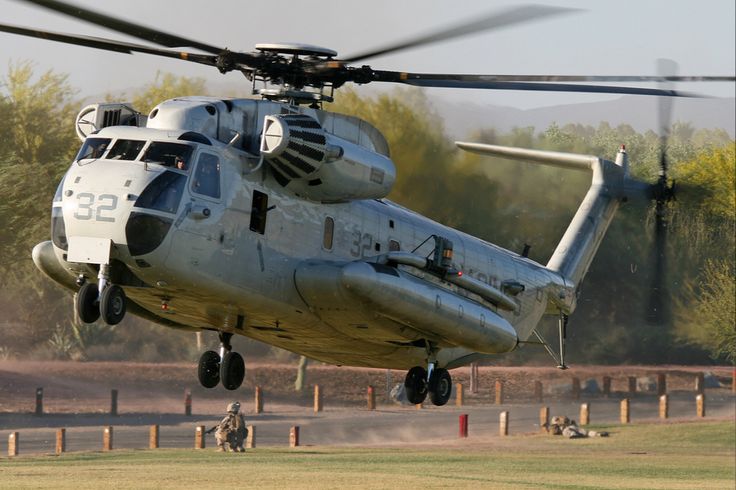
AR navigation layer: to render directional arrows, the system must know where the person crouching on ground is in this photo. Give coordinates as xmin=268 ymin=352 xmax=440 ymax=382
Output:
xmin=213 ymin=401 xmax=248 ymax=452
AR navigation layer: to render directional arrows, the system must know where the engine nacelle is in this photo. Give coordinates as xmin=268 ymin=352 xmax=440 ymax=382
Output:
xmin=260 ymin=114 xmax=395 ymax=202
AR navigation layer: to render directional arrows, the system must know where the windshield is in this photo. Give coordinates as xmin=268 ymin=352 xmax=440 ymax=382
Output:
xmin=107 ymin=139 xmax=146 ymax=161
xmin=76 ymin=137 xmax=111 ymax=161
xmin=142 ymin=142 xmax=194 ymax=168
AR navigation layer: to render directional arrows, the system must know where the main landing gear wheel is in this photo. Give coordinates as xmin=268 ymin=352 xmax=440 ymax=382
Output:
xmin=76 ymin=282 xmax=100 ymax=324
xmin=404 ymin=366 xmax=428 ymax=404
xmin=198 ymin=350 xmax=221 ymax=388
xmin=428 ymin=367 xmax=452 ymax=406
xmin=220 ymin=351 xmax=245 ymax=391
xmin=100 ymin=284 xmax=126 ymax=325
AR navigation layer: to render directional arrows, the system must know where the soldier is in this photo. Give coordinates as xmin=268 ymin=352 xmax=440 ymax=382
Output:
xmin=212 ymin=401 xmax=248 ymax=452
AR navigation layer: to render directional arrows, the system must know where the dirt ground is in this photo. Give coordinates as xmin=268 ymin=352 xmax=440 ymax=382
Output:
xmin=0 ymin=361 xmax=733 ymax=415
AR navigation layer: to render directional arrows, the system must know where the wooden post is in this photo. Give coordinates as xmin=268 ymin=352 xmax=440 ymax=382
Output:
xmin=184 ymin=390 xmax=192 ymax=416
xmin=103 ymin=426 xmax=113 ymax=451
xmin=533 ymin=381 xmax=543 ymax=403
xmin=149 ymin=425 xmax=159 ymax=449
xmin=35 ymin=387 xmax=43 ymax=416
xmin=571 ymin=378 xmax=581 ymax=400
xmin=8 ymin=432 xmax=18 ymax=457
xmin=56 ymin=428 xmax=66 ymax=455
xmin=313 ymin=385 xmax=323 ymax=413
xmin=628 ymin=376 xmax=637 ymax=396
xmin=289 ymin=426 xmax=300 ymax=447
xmin=458 ymin=414 xmax=468 ymax=438
xmin=254 ymin=386 xmax=263 ymax=414
xmin=696 ymin=394 xmax=705 ymax=418
xmin=580 ymin=403 xmax=590 ymax=426
xmin=195 ymin=425 xmax=205 ymax=449
xmin=470 ymin=363 xmax=479 ymax=394
xmin=455 ymin=383 xmax=464 ymax=407
xmin=367 ymin=385 xmax=376 ymax=410
xmin=657 ymin=373 xmax=667 ymax=396
xmin=602 ymin=376 xmax=611 ymax=398
xmin=539 ymin=406 xmax=549 ymax=433
xmin=110 ymin=389 xmax=118 ymax=416
xmin=246 ymin=425 xmax=255 ymax=449
xmin=495 ymin=380 xmax=504 ymax=405
xmin=620 ymin=399 xmax=630 ymax=424
xmin=695 ymin=373 xmax=705 ymax=394
xmin=732 ymin=367 xmax=736 ymax=394
xmin=499 ymin=411 xmax=509 ymax=436
xmin=659 ymin=394 xmax=669 ymax=419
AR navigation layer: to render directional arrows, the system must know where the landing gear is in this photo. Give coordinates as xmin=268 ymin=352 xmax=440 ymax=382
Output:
xmin=404 ymin=366 xmax=428 ymax=404
xmin=428 ymin=368 xmax=452 ymax=406
xmin=100 ymin=284 xmax=126 ymax=325
xmin=197 ymin=332 xmax=246 ymax=390
xmin=76 ymin=282 xmax=100 ymax=323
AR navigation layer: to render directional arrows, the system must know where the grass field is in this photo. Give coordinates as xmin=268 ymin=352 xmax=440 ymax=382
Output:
xmin=1 ymin=420 xmax=734 ymax=489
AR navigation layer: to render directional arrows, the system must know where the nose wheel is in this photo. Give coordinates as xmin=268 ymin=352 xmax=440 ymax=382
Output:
xmin=75 ymin=280 xmax=127 ymax=325
xmin=404 ymin=364 xmax=452 ymax=406
xmin=197 ymin=332 xmax=246 ymax=390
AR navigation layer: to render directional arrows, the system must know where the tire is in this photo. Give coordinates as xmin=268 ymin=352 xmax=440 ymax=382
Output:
xmin=76 ymin=283 xmax=100 ymax=324
xmin=198 ymin=350 xmax=221 ymax=388
xmin=404 ymin=366 xmax=428 ymax=404
xmin=428 ymin=368 xmax=452 ymax=406
xmin=220 ymin=351 xmax=245 ymax=391
xmin=100 ymin=284 xmax=126 ymax=325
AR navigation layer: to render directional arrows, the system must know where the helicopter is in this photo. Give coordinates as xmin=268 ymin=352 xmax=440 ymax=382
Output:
xmin=2 ymin=1 xmax=734 ymax=405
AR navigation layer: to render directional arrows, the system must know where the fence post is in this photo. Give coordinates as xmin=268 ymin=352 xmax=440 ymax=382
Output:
xmin=696 ymin=394 xmax=706 ymax=418
xmin=195 ymin=425 xmax=205 ymax=449
xmin=659 ymin=394 xmax=669 ymax=419
xmin=313 ymin=385 xmax=323 ymax=413
xmin=657 ymin=373 xmax=667 ymax=396
xmin=456 ymin=383 xmax=464 ymax=407
xmin=459 ymin=414 xmax=469 ymax=438
xmin=695 ymin=373 xmax=705 ymax=394
xmin=35 ymin=387 xmax=43 ymax=416
xmin=56 ymin=428 xmax=66 ymax=455
xmin=495 ymin=380 xmax=504 ymax=405
xmin=620 ymin=399 xmax=630 ymax=424
xmin=8 ymin=432 xmax=18 ymax=457
xmin=110 ymin=389 xmax=118 ymax=416
xmin=540 ymin=406 xmax=549 ymax=433
xmin=254 ymin=386 xmax=263 ymax=414
xmin=571 ymin=378 xmax=581 ymax=400
xmin=628 ymin=377 xmax=637 ymax=396
xmin=470 ymin=363 xmax=479 ymax=394
xmin=103 ymin=426 xmax=113 ymax=451
xmin=367 ymin=385 xmax=376 ymax=410
xmin=499 ymin=411 xmax=509 ymax=436
xmin=246 ymin=425 xmax=256 ymax=449
xmin=149 ymin=425 xmax=159 ymax=449
xmin=602 ymin=376 xmax=611 ymax=398
xmin=184 ymin=390 xmax=192 ymax=416
xmin=290 ymin=426 xmax=300 ymax=447
xmin=580 ymin=403 xmax=590 ymax=426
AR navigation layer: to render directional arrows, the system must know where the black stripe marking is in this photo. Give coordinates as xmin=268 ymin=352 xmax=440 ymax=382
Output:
xmin=287 ymin=141 xmax=325 ymax=162
xmin=282 ymin=151 xmax=317 ymax=174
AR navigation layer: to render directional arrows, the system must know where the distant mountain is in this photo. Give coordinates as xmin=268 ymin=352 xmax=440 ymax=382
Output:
xmin=433 ymin=96 xmax=736 ymax=140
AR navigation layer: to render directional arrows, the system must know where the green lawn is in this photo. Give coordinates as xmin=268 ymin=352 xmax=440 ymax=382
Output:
xmin=1 ymin=420 xmax=734 ymax=489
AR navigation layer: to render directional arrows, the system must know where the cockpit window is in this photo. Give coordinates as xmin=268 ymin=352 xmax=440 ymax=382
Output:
xmin=76 ymin=137 xmax=111 ymax=161
xmin=142 ymin=142 xmax=194 ymax=167
xmin=107 ymin=139 xmax=146 ymax=160
xmin=134 ymin=171 xmax=187 ymax=214
xmin=192 ymin=153 xmax=221 ymax=199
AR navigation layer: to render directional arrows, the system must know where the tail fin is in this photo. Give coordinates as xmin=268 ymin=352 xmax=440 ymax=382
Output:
xmin=456 ymin=142 xmax=633 ymax=313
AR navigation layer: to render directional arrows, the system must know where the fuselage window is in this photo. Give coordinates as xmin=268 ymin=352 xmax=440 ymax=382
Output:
xmin=107 ymin=139 xmax=146 ymax=160
xmin=323 ymin=216 xmax=334 ymax=250
xmin=191 ymin=153 xmax=221 ymax=199
xmin=389 ymin=239 xmax=401 ymax=252
xmin=250 ymin=190 xmax=268 ymax=234
xmin=76 ymin=137 xmax=111 ymax=161
xmin=143 ymin=141 xmax=194 ymax=168
xmin=134 ymin=171 xmax=187 ymax=214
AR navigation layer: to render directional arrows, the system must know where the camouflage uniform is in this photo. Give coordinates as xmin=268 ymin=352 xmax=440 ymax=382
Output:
xmin=549 ymin=415 xmax=608 ymax=439
xmin=215 ymin=402 xmax=248 ymax=452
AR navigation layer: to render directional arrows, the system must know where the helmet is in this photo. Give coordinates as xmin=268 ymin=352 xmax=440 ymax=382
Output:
xmin=227 ymin=401 xmax=240 ymax=413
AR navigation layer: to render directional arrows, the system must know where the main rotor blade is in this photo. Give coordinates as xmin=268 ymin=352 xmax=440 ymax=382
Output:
xmin=342 ymin=4 xmax=578 ymax=63
xmin=19 ymin=0 xmax=225 ymax=54
xmin=0 ymin=22 xmax=218 ymax=67
xmin=370 ymin=71 xmax=700 ymax=97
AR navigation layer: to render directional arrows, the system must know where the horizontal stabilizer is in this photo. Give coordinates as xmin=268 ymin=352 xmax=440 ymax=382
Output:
xmin=456 ymin=141 xmax=598 ymax=171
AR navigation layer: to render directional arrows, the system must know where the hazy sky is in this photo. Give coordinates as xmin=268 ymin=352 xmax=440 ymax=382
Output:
xmin=1 ymin=0 xmax=734 ymax=110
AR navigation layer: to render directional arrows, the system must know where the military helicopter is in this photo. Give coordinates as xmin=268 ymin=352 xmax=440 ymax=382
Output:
xmin=2 ymin=1 xmax=733 ymax=405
